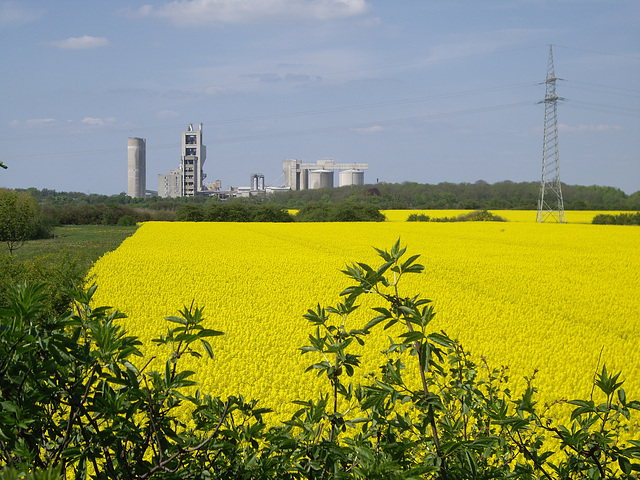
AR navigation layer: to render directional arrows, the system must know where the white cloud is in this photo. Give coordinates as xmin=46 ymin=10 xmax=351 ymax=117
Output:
xmin=240 ymin=72 xmax=322 ymax=84
xmin=0 ymin=2 xmax=44 ymax=28
xmin=156 ymin=109 xmax=180 ymax=119
xmin=204 ymin=86 xmax=226 ymax=96
xmin=81 ymin=117 xmax=116 ymax=126
xmin=351 ymin=125 xmax=383 ymax=134
xmin=48 ymin=35 xmax=109 ymax=50
xmin=136 ymin=0 xmax=371 ymax=26
xmin=558 ymin=123 xmax=622 ymax=133
xmin=10 ymin=118 xmax=56 ymax=127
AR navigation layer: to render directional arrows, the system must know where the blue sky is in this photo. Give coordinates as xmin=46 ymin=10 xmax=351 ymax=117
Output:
xmin=1 ymin=0 xmax=639 ymax=195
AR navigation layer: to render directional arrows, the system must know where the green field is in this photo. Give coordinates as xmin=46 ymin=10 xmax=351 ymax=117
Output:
xmin=0 ymin=225 xmax=138 ymax=315
xmin=3 ymin=225 xmax=138 ymax=263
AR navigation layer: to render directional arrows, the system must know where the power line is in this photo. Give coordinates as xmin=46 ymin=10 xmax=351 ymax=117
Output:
xmin=563 ymin=80 xmax=640 ymax=98
xmin=554 ymin=44 xmax=640 ymax=62
xmin=1 ymin=82 xmax=539 ymax=143
xmin=563 ymin=100 xmax=640 ymax=119
xmin=5 ymin=101 xmax=535 ymax=160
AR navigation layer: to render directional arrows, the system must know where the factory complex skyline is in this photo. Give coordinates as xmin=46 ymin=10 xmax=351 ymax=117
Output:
xmin=127 ymin=124 xmax=369 ymax=199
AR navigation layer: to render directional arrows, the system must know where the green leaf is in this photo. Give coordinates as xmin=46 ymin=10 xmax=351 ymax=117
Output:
xmin=398 ymin=305 xmax=416 ymax=317
xmin=427 ymin=332 xmax=453 ymax=348
xmin=199 ymin=328 xmax=224 ymax=338
xmin=165 ymin=315 xmax=188 ymax=325
xmin=363 ymin=314 xmax=389 ymax=332
xmin=376 ymin=260 xmax=393 ymax=276
xmin=618 ymin=387 xmax=627 ymax=405
xmin=165 ymin=360 xmax=172 ymax=385
xmin=399 ymin=331 xmax=425 ymax=343
xmin=201 ymin=339 xmax=214 ymax=359
xmin=625 ymin=400 xmax=640 ymax=410
xmin=0 ymin=401 xmax=18 ymax=413
xmin=373 ymin=246 xmax=392 ymax=262
xmin=420 ymin=341 xmax=429 ymax=372
xmin=619 ymin=455 xmax=632 ymax=474
xmin=102 ymin=374 xmax=130 ymax=386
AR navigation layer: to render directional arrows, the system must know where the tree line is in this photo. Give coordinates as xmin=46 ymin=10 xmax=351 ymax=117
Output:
xmin=14 ymin=181 xmax=640 ymax=212
xmin=274 ymin=181 xmax=640 ymax=210
xmin=2 ymin=181 xmax=639 ymax=233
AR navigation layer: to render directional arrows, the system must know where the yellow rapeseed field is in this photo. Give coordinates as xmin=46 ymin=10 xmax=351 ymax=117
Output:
xmin=88 ymin=216 xmax=640 ymax=427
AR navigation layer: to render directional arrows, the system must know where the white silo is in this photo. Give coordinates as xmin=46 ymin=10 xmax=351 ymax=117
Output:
xmin=339 ymin=169 xmax=365 ymax=187
xmin=127 ymin=137 xmax=146 ymax=198
xmin=308 ymin=169 xmax=334 ymax=189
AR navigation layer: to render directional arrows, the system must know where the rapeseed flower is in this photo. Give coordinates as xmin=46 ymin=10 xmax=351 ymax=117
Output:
xmin=88 ymin=217 xmax=640 ymax=426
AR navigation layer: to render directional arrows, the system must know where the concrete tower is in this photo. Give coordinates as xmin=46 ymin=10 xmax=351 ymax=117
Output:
xmin=181 ymin=123 xmax=206 ymax=196
xmin=127 ymin=137 xmax=146 ymax=198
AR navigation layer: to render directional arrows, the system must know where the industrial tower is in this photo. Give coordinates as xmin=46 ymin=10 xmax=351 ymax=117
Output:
xmin=181 ymin=123 xmax=207 ymax=196
xmin=127 ymin=137 xmax=146 ymax=198
xmin=536 ymin=45 xmax=566 ymax=223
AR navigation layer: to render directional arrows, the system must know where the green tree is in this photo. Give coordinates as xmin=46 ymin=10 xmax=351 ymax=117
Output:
xmin=295 ymin=200 xmax=385 ymax=222
xmin=0 ymin=189 xmax=45 ymax=254
xmin=176 ymin=203 xmax=205 ymax=222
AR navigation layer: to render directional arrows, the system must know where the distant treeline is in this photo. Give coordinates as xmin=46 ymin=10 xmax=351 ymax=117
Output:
xmin=176 ymin=201 xmax=385 ymax=222
xmin=8 ymin=180 xmax=640 ymax=225
xmin=176 ymin=203 xmax=294 ymax=222
xmin=274 ymin=180 xmax=640 ymax=210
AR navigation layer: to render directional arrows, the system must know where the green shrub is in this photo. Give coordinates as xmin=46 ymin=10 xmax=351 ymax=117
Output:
xmin=425 ymin=209 xmax=507 ymax=222
xmin=116 ymin=214 xmax=136 ymax=226
xmin=592 ymin=212 xmax=640 ymax=225
xmin=295 ymin=200 xmax=385 ymax=222
xmin=176 ymin=203 xmax=205 ymax=221
xmin=250 ymin=204 xmax=294 ymax=222
xmin=0 ymin=251 xmax=86 ymax=318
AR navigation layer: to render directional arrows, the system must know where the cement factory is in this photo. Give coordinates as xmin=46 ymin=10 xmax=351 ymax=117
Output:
xmin=127 ymin=124 xmax=368 ymax=199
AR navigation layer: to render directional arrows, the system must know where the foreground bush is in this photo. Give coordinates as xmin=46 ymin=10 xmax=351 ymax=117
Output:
xmin=1 ymin=242 xmax=639 ymax=478
xmin=0 ymin=252 xmax=87 ymax=318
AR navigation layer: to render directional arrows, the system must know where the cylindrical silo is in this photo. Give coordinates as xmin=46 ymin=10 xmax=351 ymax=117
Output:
xmin=308 ymin=169 xmax=334 ymax=189
xmin=127 ymin=137 xmax=146 ymax=198
xmin=299 ymin=168 xmax=309 ymax=190
xmin=339 ymin=169 xmax=365 ymax=187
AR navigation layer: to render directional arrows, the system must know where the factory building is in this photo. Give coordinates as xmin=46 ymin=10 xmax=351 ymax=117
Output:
xmin=158 ymin=123 xmax=207 ymax=198
xmin=282 ymin=159 xmax=367 ymax=190
xmin=127 ymin=137 xmax=146 ymax=198
xmin=181 ymin=123 xmax=207 ymax=196
xmin=152 ymin=126 xmax=372 ymax=198
xmin=158 ymin=169 xmax=183 ymax=198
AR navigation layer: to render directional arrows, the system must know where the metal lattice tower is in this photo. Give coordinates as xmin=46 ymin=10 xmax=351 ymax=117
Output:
xmin=536 ymin=45 xmax=566 ymax=223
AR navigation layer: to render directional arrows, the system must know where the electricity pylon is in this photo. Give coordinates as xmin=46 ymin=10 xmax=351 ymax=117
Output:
xmin=537 ymin=45 xmax=566 ymax=223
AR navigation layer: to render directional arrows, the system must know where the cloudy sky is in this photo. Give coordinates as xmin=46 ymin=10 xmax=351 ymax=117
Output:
xmin=1 ymin=0 xmax=639 ymax=195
